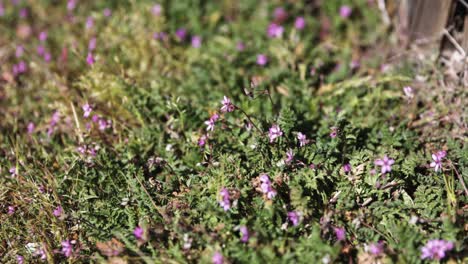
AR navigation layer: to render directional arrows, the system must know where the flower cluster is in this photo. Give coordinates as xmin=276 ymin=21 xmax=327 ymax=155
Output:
xmin=259 ymin=174 xmax=277 ymax=199
xmin=420 ymin=239 xmax=454 ymax=260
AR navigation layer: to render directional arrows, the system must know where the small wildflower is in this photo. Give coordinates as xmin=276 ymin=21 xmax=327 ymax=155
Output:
xmin=273 ymin=7 xmax=287 ymax=23
xmin=260 ymin=174 xmax=277 ymax=199
xmin=53 ymin=206 xmax=63 ymax=217
xmin=86 ymin=52 xmax=95 ymax=65
xmin=421 ymin=239 xmax=454 ymax=260
xmin=27 ymin=122 xmax=35 ymax=134
xmin=297 ymin=132 xmax=308 ymax=147
xmin=343 ymin=163 xmax=351 ymax=173
xmin=268 ymin=124 xmax=282 ymax=143
xmin=239 ymin=226 xmax=249 ymax=243
xmin=19 ymin=8 xmax=28 ymax=18
xmin=175 ymin=28 xmax=187 ymax=41
xmin=16 ymin=45 xmax=24 ymax=58
xmin=98 ymin=118 xmax=111 ymax=131
xmin=236 ymin=41 xmax=245 ymax=51
xmin=8 ymin=205 xmax=15 ymax=215
xmin=367 ymin=241 xmax=385 ymax=256
xmin=287 ymin=211 xmax=301 ymax=226
xmin=37 ymin=45 xmax=46 ymax=56
xmin=67 ymin=0 xmax=77 ymax=11
xmin=219 ymin=188 xmax=231 ymax=211
xmin=82 ymin=104 xmax=92 ymax=118
xmin=16 ymin=255 xmax=24 ymax=264
xmin=267 ymin=23 xmax=284 ymax=38
xmin=10 ymin=166 xmax=17 ymax=177
xmin=103 ymin=8 xmax=112 ymax=17
xmin=256 ymin=54 xmax=268 ymax=66
xmin=133 ymin=226 xmax=144 ymax=240
xmin=88 ymin=37 xmax=96 ymax=51
xmin=44 ymin=52 xmax=52 ymax=63
xmin=212 ymin=252 xmax=224 ymax=264
xmin=430 ymin=150 xmax=446 ymax=172
xmin=374 ymin=155 xmax=395 ymax=174
xmin=39 ymin=31 xmax=48 ymax=42
xmin=61 ymin=240 xmax=73 ymax=257
xmin=339 ymin=5 xmax=352 ymax=18
xmin=294 ymin=17 xmax=306 ymax=30
xmin=285 ymin=149 xmax=294 ymax=164
xmin=191 ymin=35 xmax=202 ymax=48
xmin=85 ymin=16 xmax=94 ymax=29
xmin=198 ymin=134 xmax=207 ymax=147
xmin=220 ymin=96 xmax=235 ymax=113
xmin=329 ymin=127 xmax=338 ymax=138
xmin=204 ymin=113 xmax=219 ymax=132
xmin=403 ymin=86 xmax=414 ymax=100
xmin=152 ymin=4 xmax=162 ymax=16
xmin=334 ymin=227 xmax=346 ymax=241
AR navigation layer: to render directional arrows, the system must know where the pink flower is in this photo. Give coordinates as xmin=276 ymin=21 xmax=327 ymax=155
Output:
xmin=334 ymin=227 xmax=346 ymax=241
xmin=285 ymin=149 xmax=294 ymax=164
xmin=175 ymin=28 xmax=187 ymax=41
xmin=85 ymin=16 xmax=94 ymax=29
xmin=44 ymin=52 xmax=52 ymax=63
xmin=219 ymin=188 xmax=231 ymax=211
xmin=86 ymin=52 xmax=95 ymax=65
xmin=367 ymin=241 xmax=385 ymax=256
xmin=339 ymin=5 xmax=352 ymax=18
xmin=9 ymin=167 xmax=17 ymax=177
xmin=133 ymin=226 xmax=144 ymax=240
xmin=267 ymin=23 xmax=284 ymax=38
xmin=236 ymin=42 xmax=245 ymax=51
xmin=19 ymin=8 xmax=28 ymax=18
xmin=198 ymin=135 xmax=207 ymax=147
xmin=287 ymin=211 xmax=301 ymax=226
xmin=268 ymin=124 xmax=282 ymax=143
xmin=297 ymin=132 xmax=308 ymax=147
xmin=212 ymin=252 xmax=224 ymax=264
xmin=82 ymin=104 xmax=92 ymax=118
xmin=403 ymin=86 xmax=414 ymax=99
xmin=374 ymin=155 xmax=395 ymax=174
xmin=16 ymin=45 xmax=24 ymax=58
xmin=67 ymin=0 xmax=77 ymax=11
xmin=220 ymin=96 xmax=235 ymax=113
xmin=430 ymin=150 xmax=446 ymax=172
xmin=273 ymin=7 xmax=287 ymax=23
xmin=39 ymin=31 xmax=48 ymax=42
xmin=152 ymin=4 xmax=162 ymax=16
xmin=260 ymin=174 xmax=277 ymax=199
xmin=330 ymin=127 xmax=338 ymax=138
xmin=53 ymin=206 xmax=63 ymax=217
xmin=88 ymin=37 xmax=97 ymax=51
xmin=343 ymin=163 xmax=351 ymax=173
xmin=61 ymin=240 xmax=73 ymax=257
xmin=191 ymin=35 xmax=202 ymax=48
xmin=103 ymin=8 xmax=112 ymax=17
xmin=37 ymin=45 xmax=45 ymax=56
xmin=239 ymin=226 xmax=249 ymax=243
xmin=421 ymin=239 xmax=454 ymax=260
xmin=256 ymin=54 xmax=268 ymax=66
xmin=16 ymin=255 xmax=24 ymax=264
xmin=204 ymin=113 xmax=219 ymax=132
xmin=8 ymin=205 xmax=15 ymax=215
xmin=294 ymin=17 xmax=306 ymax=30
xmin=0 ymin=3 xmax=4 ymax=16
xmin=27 ymin=122 xmax=35 ymax=134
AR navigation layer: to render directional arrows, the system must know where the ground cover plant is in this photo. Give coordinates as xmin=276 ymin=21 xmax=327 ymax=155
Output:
xmin=0 ymin=0 xmax=467 ymax=263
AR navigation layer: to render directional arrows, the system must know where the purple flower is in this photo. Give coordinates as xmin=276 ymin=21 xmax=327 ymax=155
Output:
xmin=198 ymin=134 xmax=207 ymax=147
xmin=86 ymin=52 xmax=95 ymax=65
xmin=421 ymin=239 xmax=454 ymax=260
xmin=267 ymin=23 xmax=284 ymax=38
xmin=82 ymin=104 xmax=92 ymax=118
xmin=239 ymin=226 xmax=249 ymax=243
xmin=260 ymin=174 xmax=277 ymax=199
xmin=103 ymin=8 xmax=112 ymax=17
xmin=287 ymin=211 xmax=301 ymax=226
xmin=273 ymin=7 xmax=287 ymax=23
xmin=297 ymin=132 xmax=308 ymax=147
xmin=343 ymin=163 xmax=351 ymax=173
xmin=53 ymin=206 xmax=63 ymax=217
xmin=19 ymin=8 xmax=28 ymax=18
xmin=219 ymin=188 xmax=231 ymax=211
xmin=67 ymin=0 xmax=77 ymax=11
xmin=133 ymin=226 xmax=144 ymax=240
xmin=367 ymin=241 xmax=385 ymax=256
xmin=294 ymin=17 xmax=306 ymax=30
xmin=9 ymin=167 xmax=17 ymax=177
xmin=27 ymin=122 xmax=35 ymax=134
xmin=430 ymin=150 xmax=446 ymax=172
xmin=220 ymin=96 xmax=235 ymax=113
xmin=88 ymin=37 xmax=97 ymax=51
xmin=0 ymin=3 xmax=4 ymax=17
xmin=61 ymin=240 xmax=73 ymax=257
xmin=268 ymin=124 xmax=282 ymax=143
xmin=285 ymin=149 xmax=294 ymax=164
xmin=39 ymin=31 xmax=48 ymax=42
xmin=8 ymin=205 xmax=15 ymax=215
xmin=339 ymin=5 xmax=352 ymax=18
xmin=374 ymin=155 xmax=395 ymax=174
xmin=44 ymin=52 xmax=52 ymax=63
xmin=334 ymin=227 xmax=346 ymax=241
xmin=204 ymin=113 xmax=219 ymax=132
xmin=152 ymin=4 xmax=162 ymax=16
xmin=98 ymin=118 xmax=111 ymax=131
xmin=329 ymin=127 xmax=338 ymax=138
xmin=16 ymin=45 xmax=24 ymax=58
xmin=16 ymin=255 xmax=24 ymax=264
xmin=212 ymin=252 xmax=224 ymax=264
xmin=403 ymin=86 xmax=414 ymax=99
xmin=191 ymin=35 xmax=202 ymax=48
xmin=256 ymin=54 xmax=268 ymax=66
xmin=37 ymin=45 xmax=45 ymax=56
xmin=236 ymin=42 xmax=245 ymax=51
xmin=175 ymin=28 xmax=187 ymax=41
xmin=86 ymin=17 xmax=94 ymax=29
